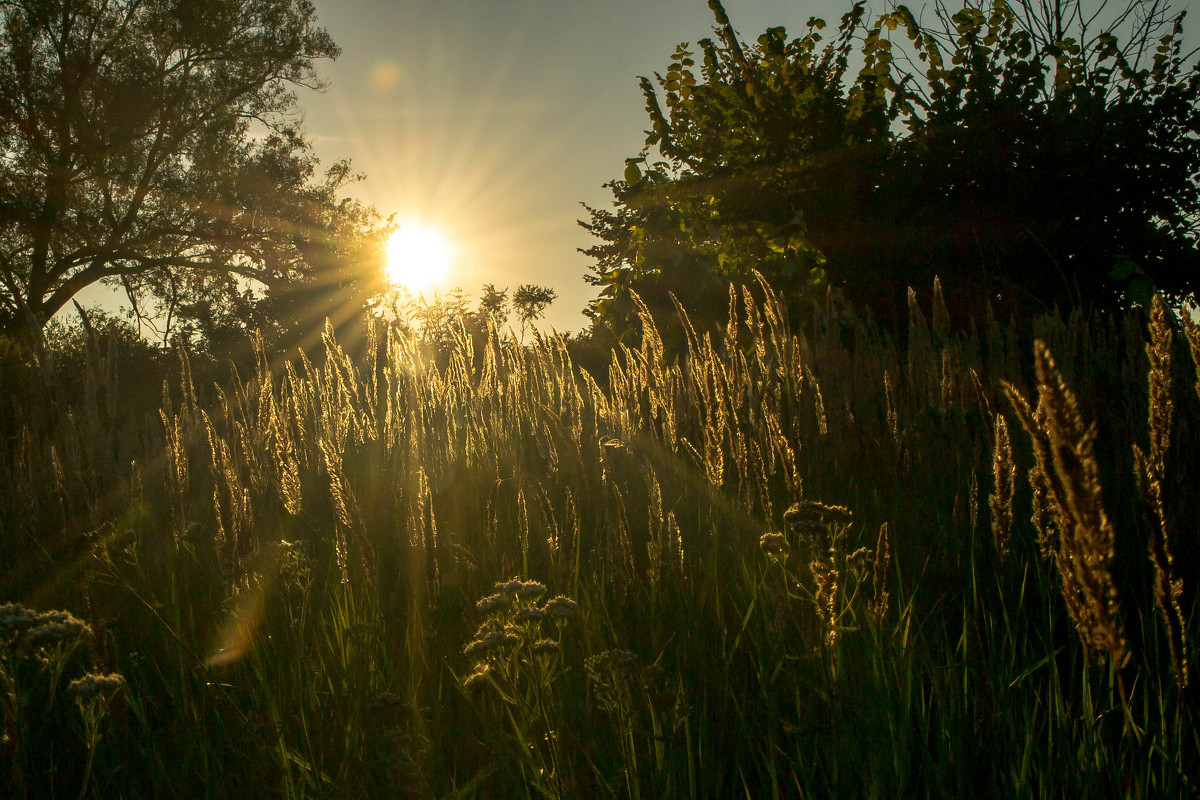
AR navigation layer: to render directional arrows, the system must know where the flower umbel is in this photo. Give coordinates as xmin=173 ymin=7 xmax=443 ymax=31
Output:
xmin=759 ymin=532 xmax=788 ymax=554
xmin=67 ymin=672 xmax=126 ymax=702
xmin=459 ymin=578 xmax=575 ymax=799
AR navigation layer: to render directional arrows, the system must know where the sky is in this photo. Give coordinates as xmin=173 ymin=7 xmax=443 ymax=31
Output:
xmin=65 ymin=0 xmax=1198 ymax=337
xmin=302 ymin=0 xmax=852 ymax=333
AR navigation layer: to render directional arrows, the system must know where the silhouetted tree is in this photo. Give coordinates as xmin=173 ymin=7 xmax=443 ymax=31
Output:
xmin=404 ymin=283 xmax=558 ymax=361
xmin=477 ymin=283 xmax=510 ymax=329
xmin=0 ymin=0 xmax=345 ymax=345
xmin=582 ymin=0 xmax=1200 ymax=339
xmin=513 ymin=284 xmax=558 ymax=337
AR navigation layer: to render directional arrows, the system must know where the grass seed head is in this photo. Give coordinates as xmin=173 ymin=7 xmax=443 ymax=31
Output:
xmin=1033 ymin=342 xmax=1128 ymax=668
xmin=871 ymin=523 xmax=891 ymax=625
xmin=448 ymin=543 xmax=478 ymax=570
xmin=989 ymin=414 xmax=1016 ymax=560
xmin=810 ymin=558 xmax=840 ymax=649
xmin=1028 ymin=465 xmax=1058 ymax=559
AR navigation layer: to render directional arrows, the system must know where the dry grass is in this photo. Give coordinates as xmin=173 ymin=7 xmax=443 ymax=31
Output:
xmin=1005 ymin=343 xmax=1128 ymax=668
xmin=0 ymin=280 xmax=1196 ymax=798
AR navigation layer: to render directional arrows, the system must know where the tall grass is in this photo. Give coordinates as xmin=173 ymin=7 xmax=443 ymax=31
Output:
xmin=1 ymin=278 xmax=1196 ymax=798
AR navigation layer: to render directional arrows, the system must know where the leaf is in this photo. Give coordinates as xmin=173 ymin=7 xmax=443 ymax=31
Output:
xmin=1128 ymin=276 xmax=1156 ymax=307
xmin=1109 ymin=256 xmax=1136 ymax=281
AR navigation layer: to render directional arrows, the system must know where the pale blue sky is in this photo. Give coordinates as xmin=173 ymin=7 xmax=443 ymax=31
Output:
xmin=303 ymin=0 xmax=853 ymax=332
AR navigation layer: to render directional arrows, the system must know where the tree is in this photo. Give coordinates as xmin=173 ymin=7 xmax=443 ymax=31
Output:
xmin=401 ymin=283 xmax=558 ymax=360
xmin=120 ymin=156 xmax=393 ymax=361
xmin=582 ymin=0 xmax=1200 ymax=338
xmin=512 ymin=283 xmax=557 ymax=337
xmin=0 ymin=0 xmax=343 ymax=343
xmin=476 ymin=283 xmax=510 ymax=329
xmin=246 ymin=181 xmax=392 ymax=357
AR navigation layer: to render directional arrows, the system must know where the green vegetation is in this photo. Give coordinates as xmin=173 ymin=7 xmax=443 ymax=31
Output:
xmin=583 ymin=0 xmax=1200 ymax=338
xmin=0 ymin=0 xmax=556 ymax=360
xmin=0 ymin=0 xmax=385 ymax=347
xmin=2 ymin=279 xmax=1196 ymax=797
xmin=2 ymin=0 xmax=1199 ymax=796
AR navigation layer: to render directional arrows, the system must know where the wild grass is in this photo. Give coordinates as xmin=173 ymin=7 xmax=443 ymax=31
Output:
xmin=1 ymin=278 xmax=1197 ymax=798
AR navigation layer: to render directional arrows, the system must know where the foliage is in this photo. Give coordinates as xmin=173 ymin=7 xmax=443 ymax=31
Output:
xmin=512 ymin=284 xmax=559 ymax=335
xmin=0 ymin=0 xmax=356 ymax=343
xmin=460 ymin=580 xmax=576 ymax=799
xmin=174 ymin=188 xmax=394 ymax=360
xmin=1 ymin=278 xmax=1197 ymax=797
xmin=403 ymin=282 xmax=559 ymax=358
xmin=0 ymin=603 xmax=123 ymax=800
xmin=582 ymin=0 xmax=1200 ymax=339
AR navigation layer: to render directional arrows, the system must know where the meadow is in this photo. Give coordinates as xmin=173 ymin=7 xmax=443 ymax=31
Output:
xmin=1 ymin=278 xmax=1197 ymax=798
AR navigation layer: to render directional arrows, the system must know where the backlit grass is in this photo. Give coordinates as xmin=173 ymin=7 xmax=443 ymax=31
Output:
xmin=1 ymin=279 xmax=1197 ymax=798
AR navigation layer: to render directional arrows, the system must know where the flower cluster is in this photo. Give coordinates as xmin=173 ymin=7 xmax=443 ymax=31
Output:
xmin=367 ymin=691 xmax=414 ymax=717
xmin=767 ymin=499 xmax=891 ymax=647
xmin=67 ymin=672 xmax=126 ymax=702
xmin=462 ymin=663 xmax=491 ymax=690
xmin=585 ymin=648 xmax=635 ymax=671
xmin=783 ymin=500 xmax=854 ymax=537
xmin=460 ymin=578 xmax=576 ymax=692
xmin=758 ymin=532 xmax=788 ymax=555
xmin=543 ymin=596 xmax=577 ymax=620
xmin=0 ymin=602 xmax=92 ymax=651
xmin=584 ymin=649 xmax=638 ymax=716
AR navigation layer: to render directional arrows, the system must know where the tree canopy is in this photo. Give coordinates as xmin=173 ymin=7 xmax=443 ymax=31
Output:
xmin=581 ymin=0 xmax=1200 ymax=339
xmin=0 ymin=0 xmax=357 ymax=344
xmin=404 ymin=282 xmax=559 ymax=356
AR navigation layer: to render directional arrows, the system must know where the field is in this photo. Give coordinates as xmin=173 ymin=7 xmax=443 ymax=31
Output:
xmin=1 ymin=279 xmax=1197 ymax=798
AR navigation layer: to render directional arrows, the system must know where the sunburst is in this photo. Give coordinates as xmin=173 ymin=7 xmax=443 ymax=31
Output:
xmin=385 ymin=223 xmax=454 ymax=292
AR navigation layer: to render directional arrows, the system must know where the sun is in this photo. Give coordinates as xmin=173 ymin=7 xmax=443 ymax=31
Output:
xmin=385 ymin=223 xmax=454 ymax=292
